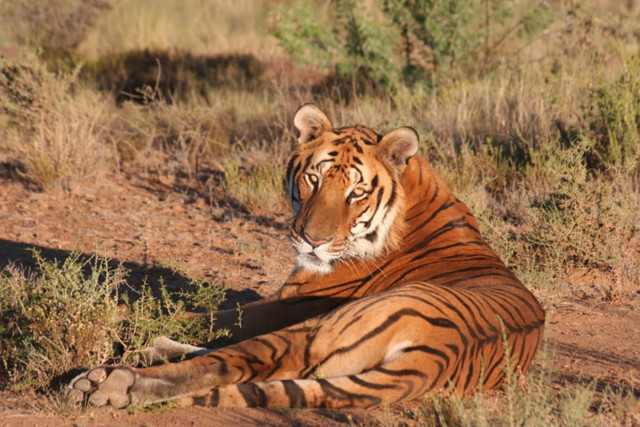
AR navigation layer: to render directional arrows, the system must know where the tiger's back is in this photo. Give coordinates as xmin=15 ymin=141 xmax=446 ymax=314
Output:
xmin=69 ymin=104 xmax=545 ymax=409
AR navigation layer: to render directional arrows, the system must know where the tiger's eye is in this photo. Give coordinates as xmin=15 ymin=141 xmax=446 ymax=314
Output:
xmin=348 ymin=187 xmax=366 ymax=203
xmin=305 ymin=174 xmax=319 ymax=187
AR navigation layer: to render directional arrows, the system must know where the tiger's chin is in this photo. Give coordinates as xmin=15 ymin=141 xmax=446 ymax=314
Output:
xmin=296 ymin=253 xmax=335 ymax=275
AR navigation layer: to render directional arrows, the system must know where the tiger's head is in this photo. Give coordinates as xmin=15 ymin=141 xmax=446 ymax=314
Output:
xmin=287 ymin=104 xmax=419 ymax=274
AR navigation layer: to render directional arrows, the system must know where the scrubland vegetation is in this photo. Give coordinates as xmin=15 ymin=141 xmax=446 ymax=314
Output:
xmin=0 ymin=0 xmax=639 ymax=424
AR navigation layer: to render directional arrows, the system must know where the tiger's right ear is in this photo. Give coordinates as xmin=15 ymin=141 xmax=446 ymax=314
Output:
xmin=294 ymin=103 xmax=332 ymax=144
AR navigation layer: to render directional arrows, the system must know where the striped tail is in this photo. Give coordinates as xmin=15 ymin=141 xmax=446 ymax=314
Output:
xmin=187 ymin=368 xmax=431 ymax=409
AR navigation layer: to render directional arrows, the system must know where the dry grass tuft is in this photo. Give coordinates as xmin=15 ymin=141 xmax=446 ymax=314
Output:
xmin=0 ymin=53 xmax=112 ymax=190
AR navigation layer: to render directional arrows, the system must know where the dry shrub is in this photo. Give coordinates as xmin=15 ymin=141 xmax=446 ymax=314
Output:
xmin=102 ymin=87 xmax=296 ymax=183
xmin=0 ymin=53 xmax=111 ymax=190
xmin=220 ymin=158 xmax=288 ymax=216
xmin=0 ymin=0 xmax=112 ymax=52
xmin=82 ymin=50 xmax=265 ymax=104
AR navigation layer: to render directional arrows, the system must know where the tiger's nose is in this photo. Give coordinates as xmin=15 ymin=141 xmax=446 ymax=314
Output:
xmin=303 ymin=229 xmax=330 ymax=247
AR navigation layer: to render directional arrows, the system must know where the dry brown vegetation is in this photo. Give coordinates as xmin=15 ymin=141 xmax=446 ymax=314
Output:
xmin=0 ymin=0 xmax=639 ymax=425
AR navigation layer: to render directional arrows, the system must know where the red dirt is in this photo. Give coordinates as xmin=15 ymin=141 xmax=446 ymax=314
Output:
xmin=0 ymin=168 xmax=639 ymax=425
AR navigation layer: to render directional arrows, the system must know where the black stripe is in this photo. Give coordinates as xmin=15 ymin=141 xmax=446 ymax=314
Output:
xmin=384 ymin=180 xmax=397 ymax=209
xmin=348 ymin=375 xmax=401 ymax=390
xmin=192 ymin=388 xmax=219 ymax=406
xmin=364 ymin=231 xmax=377 ymax=242
xmin=317 ymin=308 xmax=459 ymax=367
xmin=282 ymin=380 xmax=307 ymax=407
xmin=302 ymin=154 xmax=313 ymax=171
xmin=374 ymin=366 xmax=428 ymax=379
xmin=403 ymin=345 xmax=451 ymax=363
xmin=318 ymin=379 xmax=382 ymax=408
xmin=361 ymin=187 xmax=385 ymax=229
xmin=332 ymin=136 xmax=351 ymax=145
xmin=463 ymin=344 xmax=476 ymax=392
xmin=237 ymin=383 xmax=267 ymax=407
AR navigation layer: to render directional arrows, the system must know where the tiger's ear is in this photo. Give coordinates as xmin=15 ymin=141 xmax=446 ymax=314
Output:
xmin=294 ymin=103 xmax=332 ymax=144
xmin=379 ymin=127 xmax=419 ymax=171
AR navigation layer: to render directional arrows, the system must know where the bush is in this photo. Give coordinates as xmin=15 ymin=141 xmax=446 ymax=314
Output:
xmin=0 ymin=0 xmax=112 ymax=52
xmin=0 ymin=53 xmax=112 ymax=190
xmin=0 ymin=251 xmax=124 ymax=387
xmin=271 ymin=0 xmax=553 ymax=94
xmin=0 ymin=250 xmax=227 ymax=389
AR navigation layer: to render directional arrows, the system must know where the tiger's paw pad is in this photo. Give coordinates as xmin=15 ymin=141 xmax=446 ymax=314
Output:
xmin=68 ymin=367 xmax=136 ymax=409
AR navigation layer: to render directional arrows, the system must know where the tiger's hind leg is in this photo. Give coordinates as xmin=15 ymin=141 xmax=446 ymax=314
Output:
xmin=183 ymin=350 xmax=443 ymax=409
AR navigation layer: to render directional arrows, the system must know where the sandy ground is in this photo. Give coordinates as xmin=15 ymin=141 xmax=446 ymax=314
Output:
xmin=0 ymin=166 xmax=639 ymax=425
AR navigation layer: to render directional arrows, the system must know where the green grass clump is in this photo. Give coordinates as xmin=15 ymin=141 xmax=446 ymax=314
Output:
xmin=0 ymin=250 xmax=227 ymax=391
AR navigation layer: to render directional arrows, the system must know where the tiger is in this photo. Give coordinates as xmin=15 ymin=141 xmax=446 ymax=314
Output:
xmin=68 ymin=103 xmax=545 ymax=409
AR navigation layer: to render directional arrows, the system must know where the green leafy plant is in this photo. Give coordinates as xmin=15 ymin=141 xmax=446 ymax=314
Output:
xmin=0 ymin=250 xmax=227 ymax=390
xmin=272 ymin=0 xmax=554 ymax=93
xmin=0 ymin=250 xmax=124 ymax=387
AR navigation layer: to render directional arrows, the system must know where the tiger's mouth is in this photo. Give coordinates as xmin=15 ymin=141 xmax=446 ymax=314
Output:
xmin=296 ymin=252 xmax=334 ymax=274
xmin=292 ymin=237 xmax=339 ymax=274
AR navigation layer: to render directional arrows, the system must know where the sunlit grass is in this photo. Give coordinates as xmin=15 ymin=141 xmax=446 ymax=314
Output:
xmin=78 ymin=0 xmax=281 ymax=57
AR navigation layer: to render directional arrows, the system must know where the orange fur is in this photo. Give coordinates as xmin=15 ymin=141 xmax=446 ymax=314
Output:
xmin=69 ymin=106 xmax=545 ymax=409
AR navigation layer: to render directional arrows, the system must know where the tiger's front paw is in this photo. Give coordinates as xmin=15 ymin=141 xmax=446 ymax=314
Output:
xmin=68 ymin=366 xmax=137 ymax=409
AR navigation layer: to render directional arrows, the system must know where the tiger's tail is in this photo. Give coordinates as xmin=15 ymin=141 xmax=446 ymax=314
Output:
xmin=184 ymin=367 xmax=431 ymax=409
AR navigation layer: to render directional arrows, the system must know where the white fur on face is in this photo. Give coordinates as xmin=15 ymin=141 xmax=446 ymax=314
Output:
xmin=293 ymin=239 xmax=336 ymax=274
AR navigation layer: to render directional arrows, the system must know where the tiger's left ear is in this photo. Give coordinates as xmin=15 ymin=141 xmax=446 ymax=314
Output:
xmin=379 ymin=127 xmax=419 ymax=171
xmin=294 ymin=103 xmax=332 ymax=144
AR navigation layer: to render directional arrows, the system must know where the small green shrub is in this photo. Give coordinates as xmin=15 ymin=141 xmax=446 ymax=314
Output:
xmin=586 ymin=51 xmax=640 ymax=177
xmin=0 ymin=251 xmax=124 ymax=387
xmin=272 ymin=0 xmax=401 ymax=95
xmin=0 ymin=250 xmax=227 ymax=390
